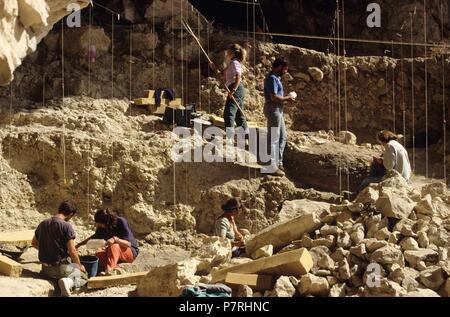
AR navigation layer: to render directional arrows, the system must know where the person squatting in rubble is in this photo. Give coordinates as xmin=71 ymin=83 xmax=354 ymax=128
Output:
xmin=76 ymin=209 xmax=139 ymax=275
xmin=356 ymin=130 xmax=412 ymax=193
xmin=214 ymin=197 xmax=246 ymax=258
xmin=32 ymin=201 xmax=88 ymax=297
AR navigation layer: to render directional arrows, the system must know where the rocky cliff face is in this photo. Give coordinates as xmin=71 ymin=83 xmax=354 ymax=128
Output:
xmin=0 ymin=0 xmax=90 ymax=86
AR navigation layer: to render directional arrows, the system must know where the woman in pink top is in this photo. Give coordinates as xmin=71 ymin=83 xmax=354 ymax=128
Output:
xmin=217 ymin=44 xmax=248 ymax=138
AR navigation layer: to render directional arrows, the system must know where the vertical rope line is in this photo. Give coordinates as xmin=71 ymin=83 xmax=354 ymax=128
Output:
xmin=172 ymin=0 xmax=177 ymax=229
xmin=42 ymin=73 xmax=46 ymax=108
xmin=424 ymin=0 xmax=429 ymax=178
xmin=111 ymin=141 xmax=114 ymax=206
xmin=410 ymin=12 xmax=416 ymax=173
xmin=198 ymin=11 xmax=202 ymax=111
xmin=88 ymin=5 xmax=92 ymax=97
xmin=207 ymin=23 xmax=211 ymax=114
xmin=9 ymin=82 xmax=12 ymax=160
xmin=111 ymin=13 xmax=114 ymax=98
xmin=153 ymin=0 xmax=156 ymax=91
xmin=61 ymin=19 xmax=66 ymax=185
xmin=336 ymin=0 xmax=342 ymax=196
xmin=392 ymin=41 xmax=396 ymax=134
xmin=342 ymin=0 xmax=350 ymax=193
xmin=441 ymin=0 xmax=447 ymax=182
xmin=400 ymin=35 xmax=406 ymax=147
xmin=129 ymin=24 xmax=132 ymax=115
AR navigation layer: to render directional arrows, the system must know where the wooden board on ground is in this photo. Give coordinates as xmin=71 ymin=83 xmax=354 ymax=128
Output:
xmin=0 ymin=230 xmax=34 ymax=248
xmin=209 ymin=115 xmax=260 ymax=129
xmin=211 ymin=248 xmax=313 ymax=283
xmin=87 ymin=272 xmax=148 ymax=289
xmin=225 ymin=273 xmax=274 ymax=291
xmin=245 ymin=213 xmax=322 ymax=256
xmin=0 ymin=255 xmax=22 ymax=277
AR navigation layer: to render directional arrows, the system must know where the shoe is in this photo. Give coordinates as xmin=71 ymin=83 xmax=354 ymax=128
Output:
xmin=279 ymin=165 xmax=285 ymax=172
xmin=105 ymin=267 xmax=126 ymax=276
xmin=269 ymin=169 xmax=285 ymax=177
xmin=58 ymin=278 xmax=74 ymax=297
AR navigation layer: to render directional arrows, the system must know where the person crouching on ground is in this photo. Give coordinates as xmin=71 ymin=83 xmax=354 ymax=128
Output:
xmin=214 ymin=198 xmax=246 ymax=258
xmin=32 ymin=201 xmax=88 ymax=297
xmin=356 ymin=130 xmax=412 ymax=193
xmin=76 ymin=209 xmax=139 ymax=275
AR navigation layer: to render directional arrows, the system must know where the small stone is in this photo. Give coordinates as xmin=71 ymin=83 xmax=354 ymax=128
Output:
xmin=251 ymin=245 xmax=273 ymax=260
xmin=337 ymin=259 xmax=351 ymax=281
xmin=400 ymin=237 xmax=420 ymax=251
xmin=312 ymin=235 xmax=335 ymax=248
xmin=350 ymin=244 xmax=367 ymax=259
xmin=418 ymin=231 xmax=430 ymax=248
xmin=365 ymin=239 xmax=388 ymax=252
xmin=419 ymin=266 xmax=445 ymax=291
xmin=327 ymin=276 xmax=339 ymax=287
xmin=329 ymin=283 xmax=346 ymax=297
xmin=289 ymin=276 xmax=299 ymax=288
xmin=351 ymin=229 xmax=365 ymax=245
xmin=320 ymin=225 xmax=342 ymax=236
xmin=404 ymin=249 xmax=439 ymax=267
xmin=301 ymin=235 xmax=314 ymax=248
xmin=331 ymin=248 xmax=350 ymax=262
xmin=337 ymin=232 xmax=352 ymax=249
xmin=388 ymin=231 xmax=401 ymax=244
xmin=237 ymin=285 xmax=253 ymax=297
xmin=318 ymin=254 xmax=335 ymax=270
xmin=370 ymin=245 xmax=404 ymax=266
xmin=308 ymin=67 xmax=324 ymax=82
xmin=298 ymin=273 xmax=330 ymax=297
xmin=270 ymin=276 xmax=296 ymax=297
xmin=375 ymin=228 xmax=391 ymax=241
xmin=417 ymin=261 xmax=427 ymax=271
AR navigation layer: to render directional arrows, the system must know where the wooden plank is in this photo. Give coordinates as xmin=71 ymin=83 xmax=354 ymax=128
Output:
xmin=225 ymin=273 xmax=274 ymax=291
xmin=0 ymin=230 xmax=34 ymax=248
xmin=211 ymin=248 xmax=313 ymax=283
xmin=153 ymin=100 xmax=184 ymax=115
xmin=144 ymin=90 xmax=155 ymax=98
xmin=133 ymin=98 xmax=152 ymax=106
xmin=87 ymin=272 xmax=148 ymax=289
xmin=245 ymin=213 xmax=322 ymax=256
xmin=0 ymin=255 xmax=22 ymax=277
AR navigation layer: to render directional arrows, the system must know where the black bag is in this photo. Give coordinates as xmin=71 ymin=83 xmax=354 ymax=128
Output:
xmin=163 ymin=105 xmax=195 ymax=127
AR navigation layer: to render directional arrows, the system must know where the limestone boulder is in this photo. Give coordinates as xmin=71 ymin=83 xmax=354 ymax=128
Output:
xmin=269 ymin=276 xmax=296 ymax=297
xmin=376 ymin=187 xmax=415 ymax=219
xmin=278 ymin=199 xmax=330 ymax=222
xmin=298 ymin=273 xmax=330 ymax=297
xmin=137 ymin=259 xmax=199 ymax=297
xmin=192 ymin=236 xmax=232 ymax=274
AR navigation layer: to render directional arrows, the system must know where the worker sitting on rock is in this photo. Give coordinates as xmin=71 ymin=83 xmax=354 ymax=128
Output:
xmin=76 ymin=209 xmax=139 ymax=275
xmin=214 ymin=198 xmax=246 ymax=258
xmin=263 ymin=57 xmax=297 ymax=177
xmin=32 ymin=201 xmax=88 ymax=297
xmin=348 ymin=130 xmax=412 ymax=198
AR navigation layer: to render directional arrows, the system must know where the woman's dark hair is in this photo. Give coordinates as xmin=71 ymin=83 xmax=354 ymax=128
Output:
xmin=58 ymin=201 xmax=77 ymax=216
xmin=377 ymin=130 xmax=398 ymax=143
xmin=272 ymin=57 xmax=288 ymax=69
xmin=94 ymin=209 xmax=118 ymax=234
xmin=227 ymin=44 xmax=247 ymax=62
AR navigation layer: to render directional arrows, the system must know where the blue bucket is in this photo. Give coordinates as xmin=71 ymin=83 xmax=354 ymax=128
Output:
xmin=80 ymin=255 xmax=99 ymax=278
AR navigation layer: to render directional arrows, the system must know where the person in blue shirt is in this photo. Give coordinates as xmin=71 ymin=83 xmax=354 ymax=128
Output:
xmin=263 ymin=57 xmax=296 ymax=177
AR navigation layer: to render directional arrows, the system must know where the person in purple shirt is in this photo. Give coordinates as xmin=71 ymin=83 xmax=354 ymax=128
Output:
xmin=77 ymin=209 xmax=139 ymax=275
